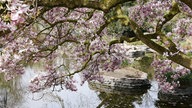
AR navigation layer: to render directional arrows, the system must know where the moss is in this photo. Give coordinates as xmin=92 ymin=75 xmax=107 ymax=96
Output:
xmin=122 ymin=53 xmax=155 ymax=79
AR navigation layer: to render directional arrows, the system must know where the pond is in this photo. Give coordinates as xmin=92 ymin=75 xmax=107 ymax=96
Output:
xmin=0 ymin=54 xmax=192 ymax=108
xmin=0 ymin=67 xmax=192 ymax=108
xmin=0 ymin=66 xmax=157 ymax=108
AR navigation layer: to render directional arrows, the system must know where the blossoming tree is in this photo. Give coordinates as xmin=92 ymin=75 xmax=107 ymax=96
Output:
xmin=0 ymin=0 xmax=191 ymax=93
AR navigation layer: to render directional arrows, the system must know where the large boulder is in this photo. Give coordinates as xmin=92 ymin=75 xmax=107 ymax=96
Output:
xmin=89 ymin=67 xmax=151 ymax=94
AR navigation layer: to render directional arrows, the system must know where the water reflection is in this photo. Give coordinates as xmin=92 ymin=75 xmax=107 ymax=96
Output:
xmin=19 ymin=67 xmax=101 ymax=108
xmin=97 ymin=92 xmax=141 ymax=108
xmin=0 ymin=88 xmax=7 ymax=108
xmin=133 ymin=81 xmax=158 ymax=108
xmin=1 ymin=66 xmax=192 ymax=108
xmin=0 ymin=66 xmax=155 ymax=108
xmin=91 ymin=81 xmax=158 ymax=108
xmin=0 ymin=68 xmax=167 ymax=108
xmin=0 ymin=67 xmax=102 ymax=108
xmin=0 ymin=74 xmax=23 ymax=108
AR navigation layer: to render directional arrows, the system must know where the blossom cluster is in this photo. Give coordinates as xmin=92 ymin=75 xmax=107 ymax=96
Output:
xmin=129 ymin=0 xmax=172 ymax=32
xmin=172 ymin=18 xmax=192 ymax=37
xmin=165 ymin=17 xmax=192 ymax=53
xmin=0 ymin=0 xmax=32 ymax=32
xmin=0 ymin=0 xmax=192 ymax=93
xmin=0 ymin=5 xmax=128 ymax=92
xmin=152 ymin=59 xmax=191 ymax=93
xmin=75 ymin=38 xmax=129 ymax=84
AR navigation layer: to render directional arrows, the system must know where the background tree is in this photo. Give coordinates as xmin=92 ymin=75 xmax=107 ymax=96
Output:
xmin=0 ymin=0 xmax=191 ymax=93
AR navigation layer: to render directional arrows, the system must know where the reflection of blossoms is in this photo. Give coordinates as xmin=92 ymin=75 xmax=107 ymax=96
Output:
xmin=152 ymin=59 xmax=191 ymax=93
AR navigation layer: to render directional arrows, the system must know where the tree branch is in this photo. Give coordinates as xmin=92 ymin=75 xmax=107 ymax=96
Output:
xmin=67 ymin=51 xmax=102 ymax=76
xmin=128 ymin=17 xmax=192 ymax=70
xmin=180 ymin=0 xmax=192 ymax=10
xmin=37 ymin=0 xmax=135 ymax=12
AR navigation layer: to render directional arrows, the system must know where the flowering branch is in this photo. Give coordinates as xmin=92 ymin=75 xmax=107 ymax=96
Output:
xmin=67 ymin=51 xmax=103 ymax=76
xmin=180 ymin=0 xmax=192 ymax=10
xmin=128 ymin=16 xmax=192 ymax=70
xmin=156 ymin=0 xmax=180 ymax=32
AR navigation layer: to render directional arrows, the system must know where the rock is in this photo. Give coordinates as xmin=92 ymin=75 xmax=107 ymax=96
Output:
xmin=89 ymin=67 xmax=151 ymax=94
xmin=158 ymin=87 xmax=192 ymax=104
xmin=126 ymin=49 xmax=145 ymax=58
xmin=158 ymin=75 xmax=192 ymax=104
xmin=122 ymin=44 xmax=155 ymax=58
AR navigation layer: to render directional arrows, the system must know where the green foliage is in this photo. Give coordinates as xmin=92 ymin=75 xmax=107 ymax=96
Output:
xmin=178 ymin=72 xmax=192 ymax=88
xmin=105 ymin=1 xmax=137 ymax=36
xmin=186 ymin=52 xmax=192 ymax=57
xmin=121 ymin=59 xmax=129 ymax=67
xmin=165 ymin=72 xmax=174 ymax=83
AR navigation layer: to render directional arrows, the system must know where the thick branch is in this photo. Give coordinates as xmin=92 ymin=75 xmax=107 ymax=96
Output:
xmin=0 ymin=29 xmax=11 ymax=37
xmin=158 ymin=34 xmax=178 ymax=52
xmin=129 ymin=18 xmax=192 ymax=70
xmin=180 ymin=0 xmax=192 ymax=10
xmin=37 ymin=0 xmax=135 ymax=11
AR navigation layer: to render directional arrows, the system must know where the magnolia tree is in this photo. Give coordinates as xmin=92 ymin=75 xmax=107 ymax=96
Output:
xmin=0 ymin=0 xmax=192 ymax=93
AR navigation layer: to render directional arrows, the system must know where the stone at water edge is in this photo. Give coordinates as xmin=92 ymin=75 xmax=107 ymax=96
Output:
xmin=158 ymin=87 xmax=192 ymax=104
xmin=89 ymin=67 xmax=151 ymax=94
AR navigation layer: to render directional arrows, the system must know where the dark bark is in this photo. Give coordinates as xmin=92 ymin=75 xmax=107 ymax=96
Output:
xmin=180 ymin=0 xmax=192 ymax=10
xmin=37 ymin=0 xmax=135 ymax=11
